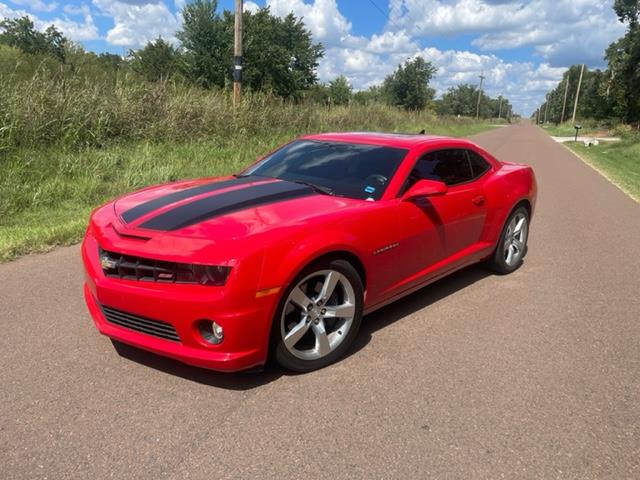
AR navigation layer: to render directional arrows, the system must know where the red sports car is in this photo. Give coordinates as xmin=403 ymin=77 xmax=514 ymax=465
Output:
xmin=82 ymin=132 xmax=536 ymax=372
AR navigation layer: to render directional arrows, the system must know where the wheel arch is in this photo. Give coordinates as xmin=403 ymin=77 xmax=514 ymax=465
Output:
xmin=301 ymin=250 xmax=367 ymax=290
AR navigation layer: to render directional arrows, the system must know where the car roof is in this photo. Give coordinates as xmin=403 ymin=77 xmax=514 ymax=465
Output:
xmin=300 ymin=131 xmax=475 ymax=150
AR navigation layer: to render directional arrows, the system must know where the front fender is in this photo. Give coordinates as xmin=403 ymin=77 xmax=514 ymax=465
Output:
xmin=257 ymin=227 xmax=369 ymax=294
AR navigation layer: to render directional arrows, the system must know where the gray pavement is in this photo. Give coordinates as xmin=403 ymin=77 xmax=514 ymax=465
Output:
xmin=1 ymin=122 xmax=639 ymax=479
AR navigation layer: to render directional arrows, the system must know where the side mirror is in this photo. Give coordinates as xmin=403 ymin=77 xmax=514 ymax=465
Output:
xmin=402 ymin=179 xmax=447 ymax=201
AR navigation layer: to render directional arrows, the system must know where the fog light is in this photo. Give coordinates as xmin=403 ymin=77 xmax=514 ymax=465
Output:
xmin=198 ymin=320 xmax=224 ymax=344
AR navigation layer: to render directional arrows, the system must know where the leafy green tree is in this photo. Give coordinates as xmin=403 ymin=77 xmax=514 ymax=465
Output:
xmin=130 ymin=37 xmax=181 ymax=82
xmin=177 ymin=0 xmax=228 ymax=88
xmin=221 ymin=8 xmax=323 ymax=97
xmin=177 ymin=2 xmax=323 ymax=96
xmin=604 ymin=1 xmax=640 ymax=123
xmin=614 ymin=0 xmax=640 ymax=24
xmin=438 ymin=84 xmax=477 ymax=116
xmin=382 ymin=57 xmax=437 ymax=110
xmin=438 ymin=84 xmax=512 ymax=119
xmin=0 ymin=16 xmax=66 ymax=62
xmin=97 ymin=52 xmax=125 ymax=72
xmin=328 ymin=75 xmax=352 ymax=105
xmin=353 ymin=85 xmax=384 ymax=105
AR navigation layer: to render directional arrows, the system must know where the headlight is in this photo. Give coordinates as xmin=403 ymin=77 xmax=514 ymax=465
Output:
xmin=191 ymin=265 xmax=232 ymax=286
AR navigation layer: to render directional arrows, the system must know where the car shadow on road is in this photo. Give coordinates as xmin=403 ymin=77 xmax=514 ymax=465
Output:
xmin=111 ymin=264 xmax=493 ymax=391
xmin=347 ymin=264 xmax=491 ymax=358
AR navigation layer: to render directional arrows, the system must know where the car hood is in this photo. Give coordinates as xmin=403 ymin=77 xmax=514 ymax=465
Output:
xmin=110 ymin=175 xmax=362 ymax=242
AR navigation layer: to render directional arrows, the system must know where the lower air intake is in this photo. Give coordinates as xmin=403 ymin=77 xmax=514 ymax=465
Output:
xmin=100 ymin=304 xmax=180 ymax=342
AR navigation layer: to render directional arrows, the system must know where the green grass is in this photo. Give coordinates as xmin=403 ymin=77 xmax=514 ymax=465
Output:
xmin=563 ymin=138 xmax=640 ymax=202
xmin=539 ymin=121 xmax=602 ymax=137
xmin=0 ymin=118 xmax=496 ymax=262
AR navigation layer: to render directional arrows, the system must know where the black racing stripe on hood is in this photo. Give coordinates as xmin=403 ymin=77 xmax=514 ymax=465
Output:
xmin=120 ymin=175 xmax=262 ymax=224
xmin=139 ymin=180 xmax=316 ymax=231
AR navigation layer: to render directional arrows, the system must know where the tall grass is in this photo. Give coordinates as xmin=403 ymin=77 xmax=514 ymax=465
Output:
xmin=0 ymin=68 xmax=477 ymax=152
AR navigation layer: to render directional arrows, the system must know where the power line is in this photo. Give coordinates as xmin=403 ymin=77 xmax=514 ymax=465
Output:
xmin=365 ymin=0 xmax=403 ymax=31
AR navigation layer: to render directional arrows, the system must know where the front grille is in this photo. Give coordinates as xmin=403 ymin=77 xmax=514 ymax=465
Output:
xmin=99 ymin=248 xmax=194 ymax=284
xmin=98 ymin=248 xmax=230 ymax=286
xmin=100 ymin=304 xmax=180 ymax=342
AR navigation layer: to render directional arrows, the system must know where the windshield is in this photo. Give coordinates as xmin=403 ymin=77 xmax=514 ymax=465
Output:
xmin=242 ymin=140 xmax=408 ymax=200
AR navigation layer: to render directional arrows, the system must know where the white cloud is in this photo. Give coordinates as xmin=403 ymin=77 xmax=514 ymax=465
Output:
xmin=418 ymin=48 xmax=566 ymax=114
xmin=266 ymin=0 xmax=351 ymax=47
xmin=0 ymin=2 xmax=98 ymax=40
xmin=244 ymin=1 xmax=259 ymax=13
xmin=9 ymin=0 xmax=58 ymax=13
xmin=390 ymin=0 xmax=625 ymax=67
xmin=92 ymin=0 xmax=179 ymax=47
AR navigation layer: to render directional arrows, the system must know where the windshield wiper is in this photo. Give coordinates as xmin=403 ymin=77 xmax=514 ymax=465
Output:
xmin=289 ymin=179 xmax=334 ymax=196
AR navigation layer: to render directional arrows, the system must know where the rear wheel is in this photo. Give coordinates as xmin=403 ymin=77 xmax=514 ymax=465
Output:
xmin=272 ymin=259 xmax=364 ymax=372
xmin=488 ymin=206 xmax=529 ymax=274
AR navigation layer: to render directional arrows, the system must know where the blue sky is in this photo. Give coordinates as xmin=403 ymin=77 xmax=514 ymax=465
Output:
xmin=0 ymin=0 xmax=627 ymax=114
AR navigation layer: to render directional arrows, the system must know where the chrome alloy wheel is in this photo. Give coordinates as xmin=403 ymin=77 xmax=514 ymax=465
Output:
xmin=504 ymin=212 xmax=528 ymax=267
xmin=280 ymin=269 xmax=356 ymax=361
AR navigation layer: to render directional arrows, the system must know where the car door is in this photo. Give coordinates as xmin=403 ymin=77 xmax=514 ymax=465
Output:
xmin=393 ymin=148 xmax=488 ymax=282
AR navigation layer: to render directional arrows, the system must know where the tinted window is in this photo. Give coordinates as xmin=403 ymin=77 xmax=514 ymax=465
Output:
xmin=406 ymin=149 xmax=473 ymax=189
xmin=467 ymin=150 xmax=490 ymax=178
xmin=242 ymin=140 xmax=408 ymax=200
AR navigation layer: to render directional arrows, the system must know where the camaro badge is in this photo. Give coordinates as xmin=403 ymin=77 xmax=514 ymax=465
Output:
xmin=373 ymin=242 xmax=399 ymax=255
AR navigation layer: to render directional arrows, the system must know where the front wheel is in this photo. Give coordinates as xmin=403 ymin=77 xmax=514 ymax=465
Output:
xmin=488 ymin=206 xmax=530 ymax=274
xmin=272 ymin=259 xmax=364 ymax=372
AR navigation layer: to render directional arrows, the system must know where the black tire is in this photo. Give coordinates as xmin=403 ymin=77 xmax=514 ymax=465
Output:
xmin=272 ymin=258 xmax=364 ymax=373
xmin=488 ymin=206 xmax=530 ymax=274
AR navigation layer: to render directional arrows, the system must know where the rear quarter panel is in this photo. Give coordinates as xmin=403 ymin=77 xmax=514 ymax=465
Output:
xmin=481 ymin=162 xmax=537 ymax=246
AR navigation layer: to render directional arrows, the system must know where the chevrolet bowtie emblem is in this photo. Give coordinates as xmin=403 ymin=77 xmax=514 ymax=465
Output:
xmin=100 ymin=255 xmax=118 ymax=270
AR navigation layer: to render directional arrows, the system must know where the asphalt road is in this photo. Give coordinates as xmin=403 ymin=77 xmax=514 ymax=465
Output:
xmin=2 ymin=122 xmax=639 ymax=479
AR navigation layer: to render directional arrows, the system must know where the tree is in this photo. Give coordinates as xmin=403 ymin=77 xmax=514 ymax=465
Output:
xmin=605 ymin=1 xmax=640 ymax=124
xmin=382 ymin=57 xmax=437 ymax=110
xmin=176 ymin=2 xmax=323 ymax=96
xmin=328 ymin=75 xmax=352 ymax=105
xmin=97 ymin=52 xmax=125 ymax=72
xmin=220 ymin=8 xmax=323 ymax=97
xmin=614 ymin=0 xmax=640 ymax=25
xmin=438 ymin=84 xmax=478 ymax=116
xmin=353 ymin=86 xmax=384 ymax=105
xmin=0 ymin=16 xmax=66 ymax=62
xmin=177 ymin=0 xmax=228 ymax=88
xmin=130 ymin=37 xmax=181 ymax=82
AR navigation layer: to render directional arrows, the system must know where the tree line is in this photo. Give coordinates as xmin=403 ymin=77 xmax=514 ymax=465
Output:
xmin=1 ymin=0 xmax=512 ymax=118
xmin=538 ymin=0 xmax=640 ymax=125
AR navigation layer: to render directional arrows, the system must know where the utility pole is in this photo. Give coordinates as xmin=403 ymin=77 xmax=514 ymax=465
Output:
xmin=571 ymin=64 xmax=585 ymax=124
xmin=543 ymin=95 xmax=549 ymax=124
xmin=475 ymin=72 xmax=485 ymax=119
xmin=560 ymin=75 xmax=570 ymax=124
xmin=498 ymin=96 xmax=503 ymax=119
xmin=233 ymin=0 xmax=243 ymax=106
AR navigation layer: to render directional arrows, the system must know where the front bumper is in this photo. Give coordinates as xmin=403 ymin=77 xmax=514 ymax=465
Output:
xmin=82 ymin=232 xmax=278 ymax=372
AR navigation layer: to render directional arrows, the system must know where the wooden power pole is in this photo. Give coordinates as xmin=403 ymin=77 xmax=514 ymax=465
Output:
xmin=475 ymin=72 xmax=485 ymax=119
xmin=543 ymin=96 xmax=549 ymax=124
xmin=560 ymin=75 xmax=570 ymax=124
xmin=233 ymin=0 xmax=243 ymax=106
xmin=498 ymin=96 xmax=503 ymax=119
xmin=571 ymin=64 xmax=585 ymax=124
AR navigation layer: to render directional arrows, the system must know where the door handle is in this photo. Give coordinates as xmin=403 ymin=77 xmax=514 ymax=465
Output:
xmin=472 ymin=195 xmax=485 ymax=206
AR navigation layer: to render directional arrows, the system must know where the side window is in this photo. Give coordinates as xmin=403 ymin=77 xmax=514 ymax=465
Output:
xmin=467 ymin=150 xmax=490 ymax=178
xmin=406 ymin=149 xmax=473 ymax=190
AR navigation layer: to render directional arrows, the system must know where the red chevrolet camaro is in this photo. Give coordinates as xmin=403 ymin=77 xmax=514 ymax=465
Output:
xmin=82 ymin=132 xmax=537 ymax=372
